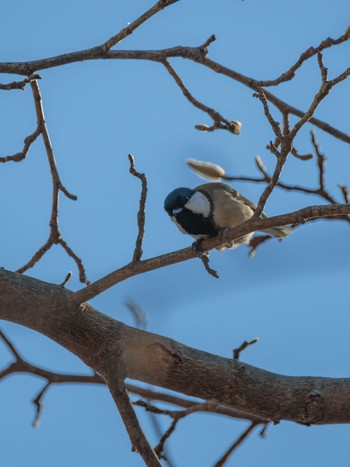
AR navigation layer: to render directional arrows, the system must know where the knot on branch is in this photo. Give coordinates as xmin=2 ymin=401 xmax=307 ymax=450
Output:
xmin=300 ymin=391 xmax=326 ymax=426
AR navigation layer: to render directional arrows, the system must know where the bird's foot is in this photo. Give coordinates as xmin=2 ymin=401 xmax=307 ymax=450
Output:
xmin=219 ymin=228 xmax=235 ymax=249
xmin=191 ymin=239 xmax=209 ymax=257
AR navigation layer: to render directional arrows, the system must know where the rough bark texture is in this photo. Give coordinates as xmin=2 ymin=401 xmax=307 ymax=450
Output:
xmin=1 ymin=267 xmax=350 ymax=425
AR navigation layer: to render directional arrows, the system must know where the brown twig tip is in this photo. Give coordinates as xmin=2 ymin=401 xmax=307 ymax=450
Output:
xmin=32 ymin=381 xmax=51 ymax=428
xmin=317 ymin=52 xmax=328 ymax=83
xmin=192 ymin=242 xmax=219 ymax=278
xmin=0 ymin=127 xmax=41 ymax=163
xmin=60 ymin=271 xmax=72 ymax=287
xmin=248 ymin=235 xmax=272 ymax=258
xmin=214 ymin=422 xmax=259 ymax=467
xmin=259 ymin=422 xmax=270 ymax=438
xmin=338 ymin=184 xmax=350 ymax=204
xmin=233 ymin=338 xmax=259 ymax=360
xmin=163 ymin=59 xmax=232 ymax=133
xmin=200 ymin=34 xmax=217 ymax=55
xmin=128 ymin=153 xmax=135 ymax=167
xmin=253 ymin=91 xmax=282 ymax=139
xmin=200 ymin=253 xmax=219 ymax=278
xmin=128 ymin=154 xmax=148 ymax=262
xmin=12 ymin=79 xmax=88 ymax=283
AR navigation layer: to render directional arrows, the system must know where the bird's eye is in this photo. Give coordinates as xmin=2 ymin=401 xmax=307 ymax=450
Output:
xmin=173 ymin=207 xmax=183 ymax=214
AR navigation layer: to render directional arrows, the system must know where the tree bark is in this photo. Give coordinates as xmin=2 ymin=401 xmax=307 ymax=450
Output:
xmin=1 ymin=267 xmax=350 ymax=425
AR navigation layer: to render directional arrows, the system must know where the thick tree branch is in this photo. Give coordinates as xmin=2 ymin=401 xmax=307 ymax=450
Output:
xmin=0 ymin=332 xmax=265 ymax=427
xmin=1 ymin=268 xmax=350 ymax=425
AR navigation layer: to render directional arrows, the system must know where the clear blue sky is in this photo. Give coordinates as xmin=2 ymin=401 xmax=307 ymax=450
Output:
xmin=1 ymin=1 xmax=350 ymax=466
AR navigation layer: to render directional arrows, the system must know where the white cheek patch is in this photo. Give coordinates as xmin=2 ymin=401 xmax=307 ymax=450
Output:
xmin=185 ymin=191 xmax=211 ymax=217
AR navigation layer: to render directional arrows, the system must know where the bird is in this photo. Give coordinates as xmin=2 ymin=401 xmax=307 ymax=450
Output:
xmin=164 ymin=182 xmax=292 ymax=249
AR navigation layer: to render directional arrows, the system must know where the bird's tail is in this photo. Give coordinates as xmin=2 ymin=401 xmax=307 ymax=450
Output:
xmin=261 ymin=225 xmax=293 ymax=239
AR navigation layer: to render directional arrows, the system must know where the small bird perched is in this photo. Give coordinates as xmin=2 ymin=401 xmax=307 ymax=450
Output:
xmin=164 ymin=182 xmax=292 ymax=249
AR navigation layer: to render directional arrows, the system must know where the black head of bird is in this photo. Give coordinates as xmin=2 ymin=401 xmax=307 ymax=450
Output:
xmin=164 ymin=182 xmax=292 ymax=249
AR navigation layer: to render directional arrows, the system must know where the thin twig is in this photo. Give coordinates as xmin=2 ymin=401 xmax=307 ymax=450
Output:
xmin=233 ymin=339 xmax=259 ymax=360
xmin=198 ymin=253 xmax=219 ymax=278
xmin=226 ymin=149 xmax=348 ymax=216
xmin=128 ymin=154 xmax=148 ymax=262
xmin=191 ymin=55 xmax=350 ymax=143
xmin=60 ymin=271 xmax=72 ymax=287
xmin=32 ymin=381 xmax=51 ymax=428
xmin=0 ymin=74 xmax=40 ymax=91
xmin=105 ymin=374 xmax=161 ymax=467
xmin=0 ymin=35 xmax=348 ymax=143
xmin=155 ymin=419 xmax=178 ymax=460
xmin=252 ymin=56 xmax=350 ymax=218
xmin=135 ymin=399 xmax=262 ymax=461
xmin=248 ymin=235 xmax=272 ymax=257
xmin=14 ymin=78 xmax=88 ymax=283
xmin=338 ymin=184 xmax=350 ymax=204
xmin=255 ymin=33 xmax=349 ymax=87
xmin=101 ymin=0 xmax=179 ymax=52
xmin=289 ymin=55 xmax=349 ymax=141
xmin=311 ymin=130 xmax=326 ymax=190
xmin=0 ymin=128 xmax=41 ymax=163
xmin=0 ymin=330 xmax=23 ymax=361
xmin=253 ymin=90 xmax=282 ymax=140
xmin=162 ymin=59 xmax=235 ymax=133
xmin=214 ymin=422 xmax=259 ymax=467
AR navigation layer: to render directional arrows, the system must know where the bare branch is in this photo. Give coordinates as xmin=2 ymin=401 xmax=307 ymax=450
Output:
xmin=192 ymin=56 xmax=350 ymax=144
xmin=248 ymin=235 xmax=272 ymax=257
xmin=60 ymin=271 xmax=73 ymax=287
xmin=224 ymin=147 xmax=349 ymax=221
xmin=101 ymin=0 xmax=179 ymax=52
xmin=0 ymin=38 xmax=348 ymax=143
xmin=338 ymin=184 xmax=350 ymax=204
xmin=191 ymin=243 xmax=219 ymax=278
xmin=0 ymin=74 xmax=40 ymax=90
xmin=0 ymin=329 xmax=23 ymax=361
xmin=311 ymin=130 xmax=326 ymax=191
xmin=128 ymin=154 xmax=148 ymax=262
xmin=0 ymin=329 xmax=265 ymax=427
xmin=4 ymin=272 xmax=350 ymax=425
xmin=155 ymin=419 xmax=178 ymax=460
xmin=289 ymin=59 xmax=350 ymax=141
xmin=70 ymin=202 xmax=350 ymax=305
xmin=253 ymin=91 xmax=282 ymax=140
xmin=255 ymin=33 xmax=349 ymax=87
xmin=32 ymin=381 xmax=51 ymax=428
xmin=0 ymin=128 xmax=41 ymax=163
xmin=14 ymin=78 xmax=88 ymax=283
xmin=162 ymin=59 xmax=236 ymax=134
xmin=233 ymin=338 xmax=259 ymax=360
xmin=105 ymin=374 xmax=161 ymax=466
xmin=214 ymin=422 xmax=259 ymax=467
